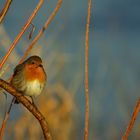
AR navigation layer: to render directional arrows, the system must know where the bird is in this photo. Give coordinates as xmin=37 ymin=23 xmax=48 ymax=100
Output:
xmin=10 ymin=55 xmax=47 ymax=103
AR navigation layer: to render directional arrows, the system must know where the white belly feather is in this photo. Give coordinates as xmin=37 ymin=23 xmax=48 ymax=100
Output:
xmin=24 ymin=80 xmax=44 ymax=96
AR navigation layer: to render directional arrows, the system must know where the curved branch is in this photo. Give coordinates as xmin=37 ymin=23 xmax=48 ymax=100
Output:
xmin=0 ymin=79 xmax=52 ymax=140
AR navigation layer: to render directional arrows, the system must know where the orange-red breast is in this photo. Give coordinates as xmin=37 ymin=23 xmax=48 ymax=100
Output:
xmin=11 ymin=55 xmax=46 ymax=103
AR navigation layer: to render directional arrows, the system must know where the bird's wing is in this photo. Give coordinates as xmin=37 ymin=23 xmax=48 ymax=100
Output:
xmin=13 ymin=64 xmax=24 ymax=76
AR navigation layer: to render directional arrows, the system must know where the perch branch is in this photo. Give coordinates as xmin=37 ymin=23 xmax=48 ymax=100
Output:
xmin=122 ymin=98 xmax=140 ymax=140
xmin=0 ymin=79 xmax=52 ymax=140
xmin=0 ymin=0 xmax=44 ymax=69
xmin=20 ymin=0 xmax=62 ymax=63
xmin=0 ymin=0 xmax=13 ymax=23
xmin=84 ymin=0 xmax=92 ymax=140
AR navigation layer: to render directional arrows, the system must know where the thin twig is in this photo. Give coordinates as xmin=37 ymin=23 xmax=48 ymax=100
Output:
xmin=0 ymin=98 xmax=15 ymax=140
xmin=29 ymin=23 xmax=35 ymax=40
xmin=0 ymin=0 xmax=13 ymax=23
xmin=20 ymin=0 xmax=62 ymax=64
xmin=84 ymin=0 xmax=92 ymax=140
xmin=0 ymin=0 xmax=44 ymax=69
xmin=122 ymin=98 xmax=140 ymax=140
xmin=0 ymin=79 xmax=52 ymax=140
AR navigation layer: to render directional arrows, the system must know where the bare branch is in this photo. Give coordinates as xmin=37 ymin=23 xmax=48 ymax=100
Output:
xmin=0 ymin=79 xmax=52 ymax=140
xmin=0 ymin=0 xmax=13 ymax=23
xmin=122 ymin=98 xmax=140 ymax=140
xmin=84 ymin=0 xmax=92 ymax=140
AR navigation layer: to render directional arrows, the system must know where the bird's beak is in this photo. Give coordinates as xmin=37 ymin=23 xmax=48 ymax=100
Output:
xmin=38 ymin=64 xmax=43 ymax=67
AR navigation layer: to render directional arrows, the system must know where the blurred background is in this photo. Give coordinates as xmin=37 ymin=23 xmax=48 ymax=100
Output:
xmin=0 ymin=0 xmax=140 ymax=140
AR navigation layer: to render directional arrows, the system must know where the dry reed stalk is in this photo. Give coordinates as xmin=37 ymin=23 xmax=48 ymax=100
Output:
xmin=0 ymin=0 xmax=44 ymax=69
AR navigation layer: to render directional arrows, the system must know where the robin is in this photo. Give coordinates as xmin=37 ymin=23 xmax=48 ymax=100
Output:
xmin=10 ymin=55 xmax=47 ymax=103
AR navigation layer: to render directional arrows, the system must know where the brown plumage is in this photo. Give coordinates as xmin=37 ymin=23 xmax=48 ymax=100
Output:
xmin=11 ymin=56 xmax=47 ymax=103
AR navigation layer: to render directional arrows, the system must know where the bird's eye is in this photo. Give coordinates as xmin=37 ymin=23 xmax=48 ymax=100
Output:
xmin=31 ymin=61 xmax=35 ymax=64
